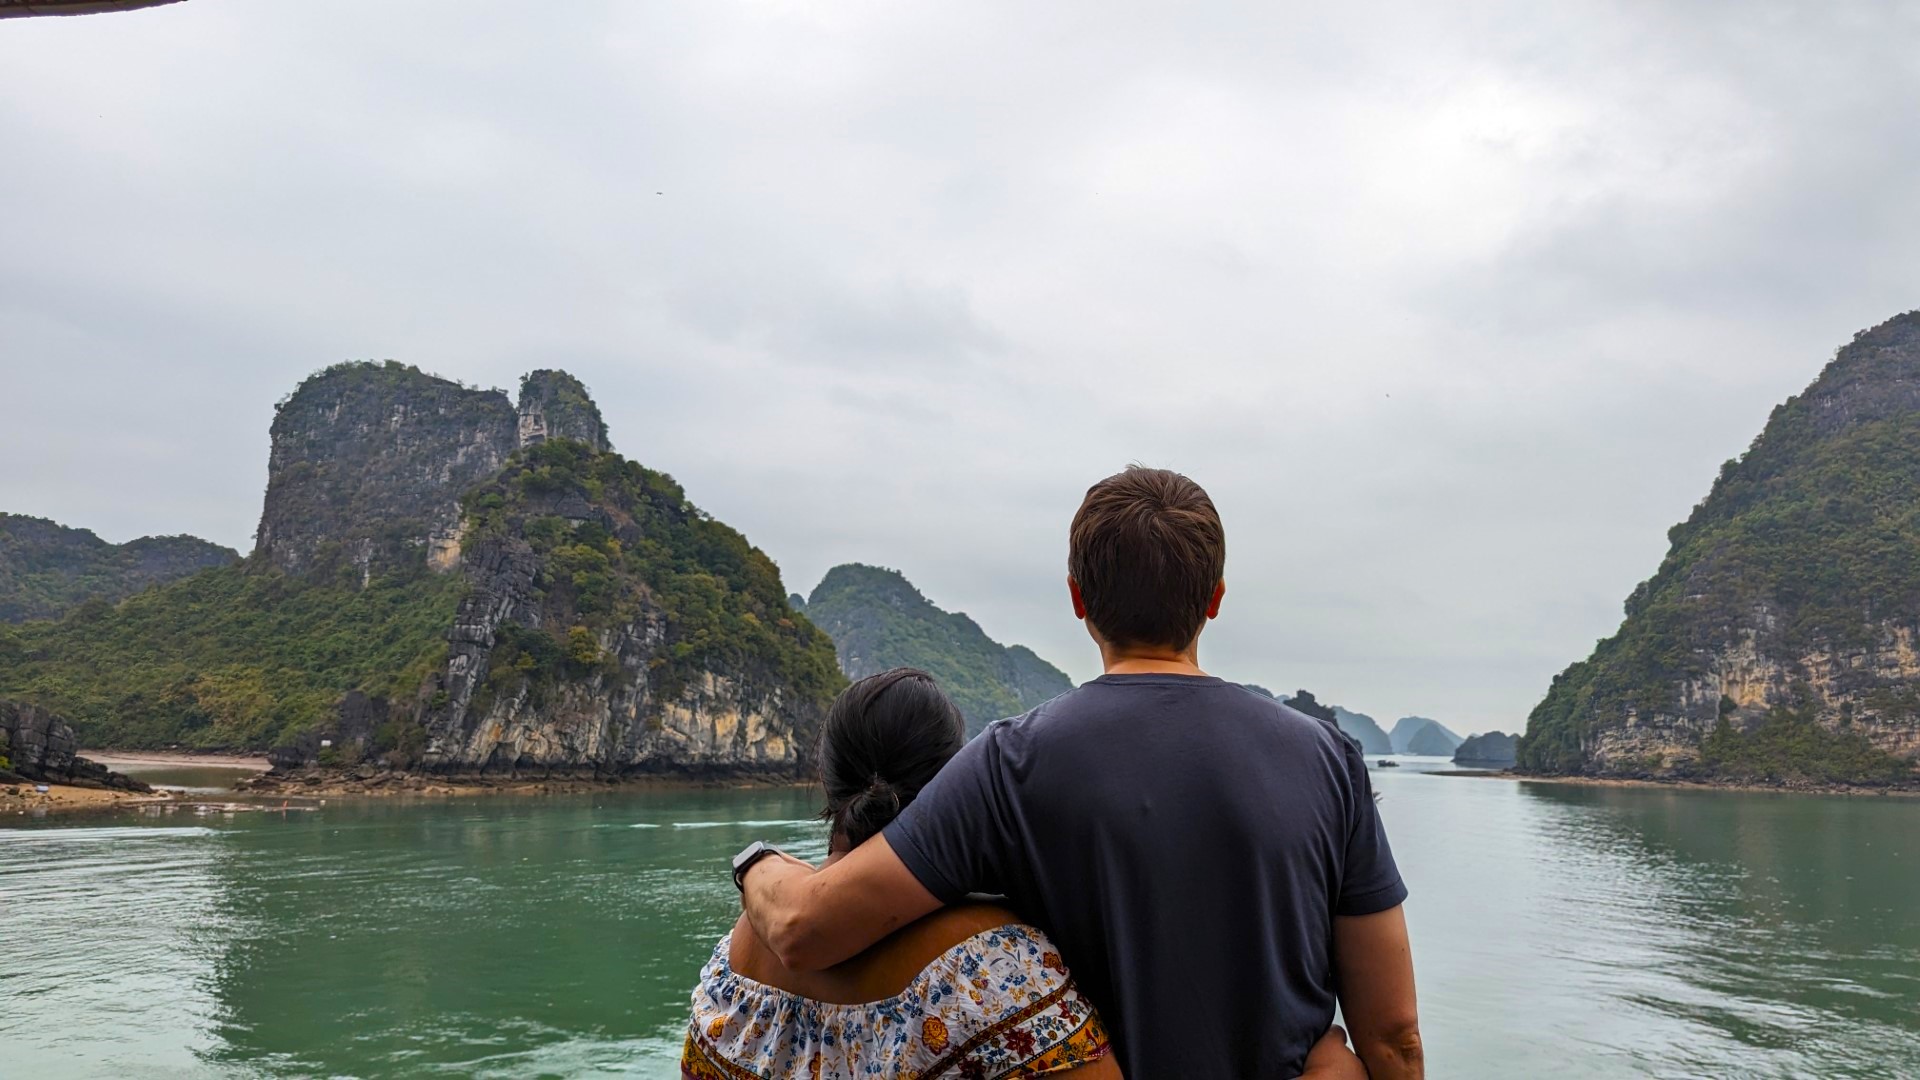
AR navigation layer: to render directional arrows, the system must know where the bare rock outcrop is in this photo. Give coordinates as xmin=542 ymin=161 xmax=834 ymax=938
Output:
xmin=0 ymin=701 xmax=152 ymax=791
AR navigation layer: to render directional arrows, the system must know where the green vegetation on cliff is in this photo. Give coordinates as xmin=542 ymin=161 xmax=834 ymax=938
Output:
xmin=1697 ymin=705 xmax=1909 ymax=785
xmin=0 ymin=436 xmax=845 ymax=752
xmin=459 ymin=438 xmax=843 ymax=712
xmin=0 ymin=561 xmax=462 ymax=749
xmin=1520 ymin=313 xmax=1920 ymax=783
xmin=802 ymin=563 xmax=1072 ymax=735
xmin=0 ymin=514 xmax=238 ymax=623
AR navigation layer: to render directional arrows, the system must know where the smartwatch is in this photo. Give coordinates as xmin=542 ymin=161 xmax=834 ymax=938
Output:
xmin=732 ymin=840 xmax=783 ymax=892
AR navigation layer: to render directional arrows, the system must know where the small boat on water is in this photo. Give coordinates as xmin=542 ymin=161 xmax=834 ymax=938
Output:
xmin=1375 ymin=759 xmax=1400 ymax=768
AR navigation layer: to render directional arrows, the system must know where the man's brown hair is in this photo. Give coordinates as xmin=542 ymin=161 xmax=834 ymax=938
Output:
xmin=1068 ymin=466 xmax=1226 ymax=649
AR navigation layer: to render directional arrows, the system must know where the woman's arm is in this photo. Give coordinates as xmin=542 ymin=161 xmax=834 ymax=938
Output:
xmin=741 ymin=836 xmax=943 ymax=970
xmin=1302 ymin=1025 xmax=1370 ymax=1080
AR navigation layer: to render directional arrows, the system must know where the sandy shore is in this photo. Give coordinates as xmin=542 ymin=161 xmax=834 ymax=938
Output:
xmin=1 ymin=782 xmax=177 ymax=818
xmin=1437 ymin=769 xmax=1920 ymax=798
xmin=86 ymin=750 xmax=271 ymax=770
xmin=241 ymin=770 xmax=810 ymax=799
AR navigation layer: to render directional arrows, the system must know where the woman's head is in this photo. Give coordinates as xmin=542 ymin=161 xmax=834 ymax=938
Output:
xmin=819 ymin=668 xmax=966 ymax=852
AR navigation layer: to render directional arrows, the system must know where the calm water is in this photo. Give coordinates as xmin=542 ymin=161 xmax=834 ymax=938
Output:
xmin=2 ymin=760 xmax=1916 ymax=1078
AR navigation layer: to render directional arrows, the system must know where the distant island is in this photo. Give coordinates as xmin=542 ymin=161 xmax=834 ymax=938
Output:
xmin=0 ymin=514 xmax=235 ymax=623
xmin=1269 ymin=689 xmax=1395 ymax=754
xmin=1331 ymin=705 xmax=1392 ymax=755
xmin=1453 ymin=731 xmax=1517 ymax=767
xmin=798 ymin=563 xmax=1073 ymax=737
xmin=1518 ymin=311 xmax=1920 ymax=789
xmin=1391 ymin=716 xmax=1463 ymax=756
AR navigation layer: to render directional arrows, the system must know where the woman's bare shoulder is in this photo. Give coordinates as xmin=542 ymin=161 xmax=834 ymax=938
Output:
xmin=726 ymin=903 xmax=1048 ymax=1004
xmin=856 ymin=901 xmax=1031 ymax=984
xmin=904 ymin=901 xmax=1028 ymax=945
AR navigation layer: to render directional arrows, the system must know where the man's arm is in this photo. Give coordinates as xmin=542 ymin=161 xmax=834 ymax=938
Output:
xmin=1334 ymin=905 xmax=1423 ymax=1080
xmin=741 ymin=834 xmax=943 ymax=971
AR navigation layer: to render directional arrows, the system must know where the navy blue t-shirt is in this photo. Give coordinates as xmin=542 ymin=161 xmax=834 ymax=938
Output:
xmin=882 ymin=674 xmax=1407 ymax=1079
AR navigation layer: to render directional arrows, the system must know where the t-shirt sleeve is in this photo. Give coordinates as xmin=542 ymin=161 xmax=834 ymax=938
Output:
xmin=881 ymin=726 xmax=1016 ymax=904
xmin=1337 ymin=741 xmax=1409 ymax=915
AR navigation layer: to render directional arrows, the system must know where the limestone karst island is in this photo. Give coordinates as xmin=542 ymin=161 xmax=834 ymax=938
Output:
xmin=0 ymin=363 xmax=1084 ymax=791
xmin=1516 ymin=312 xmax=1920 ymax=789
xmin=11 ymin=319 xmax=1920 ymax=796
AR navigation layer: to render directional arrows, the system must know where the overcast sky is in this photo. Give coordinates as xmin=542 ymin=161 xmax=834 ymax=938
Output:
xmin=5 ymin=1 xmax=1919 ymax=733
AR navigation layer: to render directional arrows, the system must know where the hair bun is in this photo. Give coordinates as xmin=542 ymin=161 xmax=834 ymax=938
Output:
xmin=841 ymin=775 xmax=904 ymax=842
xmin=818 ymin=668 xmax=966 ymax=850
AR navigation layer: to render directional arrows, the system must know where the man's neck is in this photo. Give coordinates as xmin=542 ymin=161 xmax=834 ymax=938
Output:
xmin=1099 ymin=640 xmax=1207 ymax=677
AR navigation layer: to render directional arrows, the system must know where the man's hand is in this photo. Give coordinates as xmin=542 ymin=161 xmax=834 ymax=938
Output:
xmin=1334 ymin=905 xmax=1423 ymax=1080
xmin=737 ymin=850 xmax=818 ymax=943
xmin=739 ymin=833 xmax=942 ymax=971
xmin=1301 ymin=1025 xmax=1368 ymax=1080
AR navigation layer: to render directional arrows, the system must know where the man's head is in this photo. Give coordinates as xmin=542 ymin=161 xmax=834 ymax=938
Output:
xmin=1067 ymin=466 xmax=1226 ymax=653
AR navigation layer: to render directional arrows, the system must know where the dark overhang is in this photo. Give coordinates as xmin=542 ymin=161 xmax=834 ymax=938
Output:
xmin=1 ymin=0 xmax=187 ymax=17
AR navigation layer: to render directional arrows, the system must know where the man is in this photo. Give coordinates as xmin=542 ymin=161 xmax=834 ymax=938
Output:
xmin=738 ymin=466 xmax=1423 ymax=1078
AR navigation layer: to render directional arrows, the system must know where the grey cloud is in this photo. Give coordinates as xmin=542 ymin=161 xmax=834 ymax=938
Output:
xmin=4 ymin=0 xmax=1918 ymax=733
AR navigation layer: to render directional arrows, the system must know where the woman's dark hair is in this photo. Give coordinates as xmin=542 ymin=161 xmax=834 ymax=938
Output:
xmin=819 ymin=668 xmax=966 ymax=850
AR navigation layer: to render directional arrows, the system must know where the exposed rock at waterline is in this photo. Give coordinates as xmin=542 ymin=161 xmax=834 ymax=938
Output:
xmin=0 ymin=701 xmax=152 ymax=791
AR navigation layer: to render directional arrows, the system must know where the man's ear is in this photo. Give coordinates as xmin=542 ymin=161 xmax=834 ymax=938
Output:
xmin=1205 ymin=580 xmax=1226 ymax=620
xmin=1068 ymin=575 xmax=1088 ymax=620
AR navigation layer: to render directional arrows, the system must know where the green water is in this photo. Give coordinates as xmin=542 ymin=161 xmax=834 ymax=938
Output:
xmin=2 ymin=762 xmax=1916 ymax=1078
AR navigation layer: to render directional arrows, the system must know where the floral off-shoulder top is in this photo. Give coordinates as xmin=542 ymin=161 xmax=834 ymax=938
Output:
xmin=681 ymin=922 xmax=1111 ymax=1079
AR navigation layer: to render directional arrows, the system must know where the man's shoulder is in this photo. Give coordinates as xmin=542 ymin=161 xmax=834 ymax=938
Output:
xmin=984 ymin=677 xmax=1351 ymax=750
xmin=973 ymin=682 xmax=1091 ymax=740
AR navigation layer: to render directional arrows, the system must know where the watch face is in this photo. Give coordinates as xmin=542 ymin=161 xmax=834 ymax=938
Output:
xmin=732 ymin=841 xmax=767 ymax=874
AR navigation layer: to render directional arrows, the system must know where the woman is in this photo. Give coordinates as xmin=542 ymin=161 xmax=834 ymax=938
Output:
xmin=682 ymin=669 xmax=1365 ymax=1079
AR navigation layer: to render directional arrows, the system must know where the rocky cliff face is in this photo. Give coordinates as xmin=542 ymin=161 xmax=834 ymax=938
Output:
xmin=0 ymin=514 xmax=237 ymax=622
xmin=1520 ymin=312 xmax=1920 ymax=785
xmin=254 ymin=362 xmax=520 ymax=581
xmin=411 ymin=531 xmax=818 ymax=776
xmin=0 ymin=701 xmax=150 ymax=791
xmin=264 ymin=406 xmax=842 ymax=778
xmin=423 ymin=440 xmax=837 ymax=775
xmin=517 ymin=370 xmax=610 ymax=452
xmin=803 ymin=563 xmax=1073 ymax=736
xmin=256 ymin=365 xmax=612 ymax=579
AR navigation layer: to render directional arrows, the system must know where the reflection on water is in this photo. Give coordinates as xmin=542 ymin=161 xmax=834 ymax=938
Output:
xmin=4 ymin=790 xmax=831 ymax=1079
xmin=2 ymin=778 xmax=1915 ymax=1078
xmin=1376 ymin=770 xmax=1920 ymax=1079
xmin=1515 ymin=783 xmax=1920 ymax=1078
